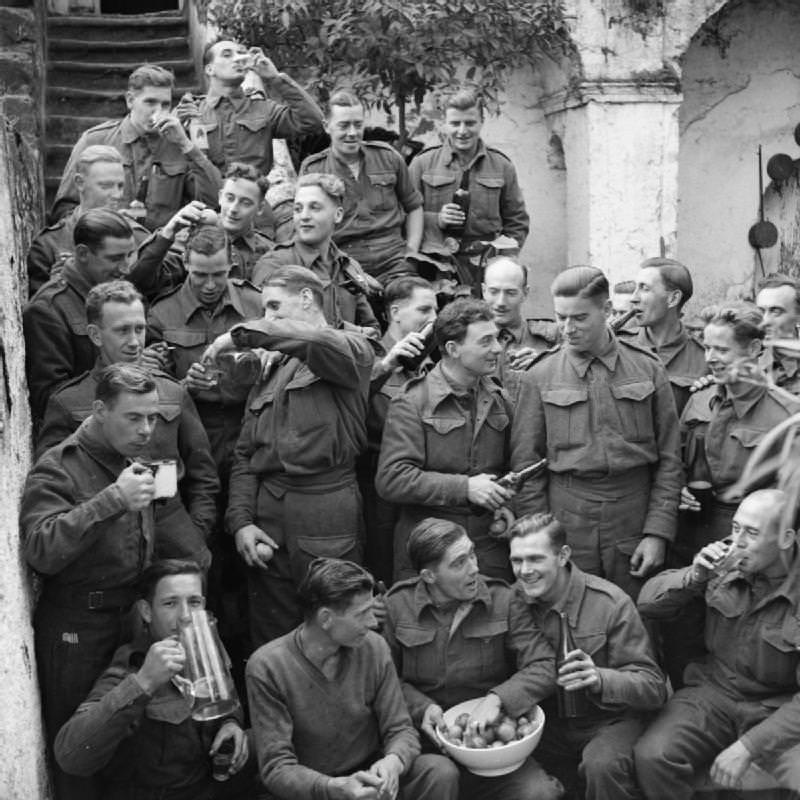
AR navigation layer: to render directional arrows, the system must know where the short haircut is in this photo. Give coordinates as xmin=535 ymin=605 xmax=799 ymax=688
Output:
xmin=508 ymin=512 xmax=567 ymax=551
xmin=224 ymin=162 xmax=269 ymax=199
xmin=74 ymin=209 xmax=133 ymax=252
xmin=95 ymin=362 xmax=156 ymax=406
xmin=296 ymin=172 xmax=346 ymax=206
xmin=483 ymin=256 xmax=528 ymax=289
xmin=185 ymin=224 xmax=228 ymax=260
xmin=297 ymin=558 xmax=374 ymax=619
xmin=327 ymin=90 xmax=362 ymax=116
xmin=434 ymin=298 xmax=493 ymax=348
xmin=407 ymin=518 xmax=467 ymax=573
xmin=612 ymin=280 xmax=636 ymax=294
xmin=705 ymin=304 xmax=765 ymax=346
xmin=384 ymin=275 xmax=434 ymax=313
xmin=551 ymin=265 xmax=609 ymax=304
xmin=76 ymin=145 xmax=123 ymax=176
xmin=757 ymin=274 xmax=800 ymax=311
xmin=138 ymin=559 xmax=205 ymax=603
xmin=263 ymin=265 xmax=325 ymax=309
xmin=86 ymin=280 xmax=143 ymax=326
xmin=128 ymin=64 xmax=174 ymax=92
xmin=444 ymin=88 xmax=483 ymax=117
xmin=639 ymin=257 xmax=694 ymax=310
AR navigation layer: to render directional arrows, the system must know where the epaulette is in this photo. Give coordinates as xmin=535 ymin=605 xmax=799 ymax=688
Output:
xmin=484 ymin=576 xmax=512 ymax=588
xmin=149 ymin=282 xmax=183 ymax=305
xmin=29 ymin=273 xmax=71 ymax=302
xmin=363 ymin=140 xmax=395 ymax=152
xmin=525 ymin=318 xmax=560 ymax=345
xmin=38 ymin=218 xmax=68 ymax=234
xmin=417 ymin=143 xmax=444 ymax=156
xmin=150 ymin=368 xmax=180 ymax=384
xmin=398 ymin=371 xmax=429 ymax=395
xmin=528 ymin=344 xmax=561 ymax=367
xmin=583 ymin=571 xmax=629 ymax=600
xmin=51 ymin=370 xmax=92 ymax=394
xmin=617 ymin=336 xmax=660 ymax=362
xmin=243 ymin=86 xmax=266 ymax=100
xmin=84 ymin=118 xmax=119 ymax=134
xmin=303 ymin=149 xmax=328 ymax=165
xmin=385 ymin=576 xmax=420 ymax=596
xmin=230 ymin=277 xmax=260 ymax=291
xmin=767 ymin=384 xmax=800 ymax=412
xmin=485 ymin=145 xmax=513 ymax=163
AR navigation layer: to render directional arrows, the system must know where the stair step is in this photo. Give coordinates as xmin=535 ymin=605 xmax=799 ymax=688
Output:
xmin=46 ymin=114 xmax=113 ymax=142
xmin=48 ymin=59 xmax=194 ymax=89
xmin=46 ymin=84 xmax=200 ymax=118
xmin=47 ymin=12 xmax=187 ymax=41
xmin=49 ymin=38 xmax=190 ymax=63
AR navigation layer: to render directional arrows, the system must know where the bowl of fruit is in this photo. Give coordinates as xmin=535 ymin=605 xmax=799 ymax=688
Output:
xmin=435 ymin=698 xmax=545 ymax=777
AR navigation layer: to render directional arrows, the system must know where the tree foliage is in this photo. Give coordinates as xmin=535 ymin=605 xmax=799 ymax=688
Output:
xmin=204 ymin=0 xmax=571 ymax=139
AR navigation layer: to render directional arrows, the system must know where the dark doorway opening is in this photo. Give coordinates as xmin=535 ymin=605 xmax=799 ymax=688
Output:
xmin=100 ymin=0 xmax=179 ymax=12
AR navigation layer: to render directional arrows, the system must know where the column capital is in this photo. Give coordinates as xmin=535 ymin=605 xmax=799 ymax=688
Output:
xmin=541 ymin=78 xmax=682 ymax=117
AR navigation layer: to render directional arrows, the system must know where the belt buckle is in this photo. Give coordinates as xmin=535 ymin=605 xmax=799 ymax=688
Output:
xmin=88 ymin=591 xmax=104 ymax=610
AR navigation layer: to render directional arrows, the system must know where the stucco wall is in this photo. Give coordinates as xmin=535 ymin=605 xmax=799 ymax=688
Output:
xmin=677 ymin=0 xmax=800 ymax=307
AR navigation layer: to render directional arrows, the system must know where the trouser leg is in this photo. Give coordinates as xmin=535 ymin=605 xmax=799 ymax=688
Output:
xmin=459 ymin=756 xmax=564 ymax=800
xmin=633 ymin=686 xmax=737 ymax=800
xmin=246 ymin=552 xmax=300 ymax=650
xmin=399 ymin=753 xmax=460 ymax=800
xmin=35 ymin=601 xmax=130 ymax=800
xmin=580 ymin=715 xmax=648 ymax=800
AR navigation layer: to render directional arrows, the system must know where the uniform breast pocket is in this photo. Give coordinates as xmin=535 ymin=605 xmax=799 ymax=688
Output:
xmin=422 ymin=415 xmax=468 ymax=468
xmin=609 ymin=380 xmax=656 ymax=442
xmin=462 ymin=617 xmax=509 ymax=675
xmin=541 ymin=387 xmax=589 ymax=450
xmin=473 ymin=175 xmax=505 ymax=227
xmin=161 ymin=328 xmax=208 ymax=376
xmin=236 ymin=115 xmax=270 ymax=162
xmin=753 ymin=623 xmax=800 ymax=688
xmin=368 ymin=171 xmax=398 ymax=212
xmin=573 ymin=631 xmax=607 ymax=661
xmin=394 ymin=623 xmax=438 ymax=683
xmin=148 ymin=161 xmax=188 ymax=218
xmin=421 ymin=172 xmax=456 ymax=209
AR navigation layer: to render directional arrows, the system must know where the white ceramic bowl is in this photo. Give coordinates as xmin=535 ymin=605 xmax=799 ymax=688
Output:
xmin=435 ymin=698 xmax=545 ymax=777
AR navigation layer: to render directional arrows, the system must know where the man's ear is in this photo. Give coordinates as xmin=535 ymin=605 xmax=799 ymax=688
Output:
xmin=74 ymin=172 xmax=85 ymax=195
xmin=125 ymin=90 xmax=135 ymax=112
xmin=87 ymin=323 xmax=103 ymax=349
xmin=443 ymin=340 xmax=459 ymax=359
xmin=317 ymin=607 xmax=333 ymax=631
xmin=334 ymin=206 xmax=344 ymax=225
xmin=137 ymin=598 xmax=152 ymax=627
xmin=558 ymin=545 xmax=571 ymax=566
xmin=74 ymin=243 xmax=91 ymax=265
xmin=666 ymin=289 xmax=683 ymax=311
xmin=601 ymin=298 xmax=612 ymax=319
xmin=420 ymin=568 xmax=436 ymax=585
xmin=778 ymin=527 xmax=796 ymax=551
xmin=747 ymin=338 xmax=763 ymax=359
xmin=92 ymin=399 xmax=107 ymax=420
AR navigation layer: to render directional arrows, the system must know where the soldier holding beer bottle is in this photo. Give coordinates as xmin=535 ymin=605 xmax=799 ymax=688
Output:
xmin=508 ymin=512 xmax=667 ymax=800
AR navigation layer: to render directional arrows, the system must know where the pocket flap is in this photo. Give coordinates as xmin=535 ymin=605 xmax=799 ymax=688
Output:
xmin=422 ymin=172 xmax=455 ymax=189
xmin=156 ymin=160 xmax=188 ymax=177
xmin=761 ymin=624 xmax=796 ymax=654
xmin=423 ymin=416 xmax=467 ymax=435
xmin=485 ymin=412 xmax=510 ymax=432
xmin=541 ymin=388 xmax=588 ymax=407
xmin=462 ymin=617 xmax=509 ymax=639
xmin=162 ymin=329 xmax=208 ymax=348
xmin=236 ymin=116 xmax=268 ymax=133
xmin=475 ymin=176 xmax=505 ymax=189
xmin=394 ymin=623 xmax=437 ymax=648
xmin=610 ymin=381 xmax=655 ymax=402
xmin=574 ymin=632 xmax=607 ymax=656
xmin=249 ymin=390 xmax=274 ymax=414
xmin=729 ymin=427 xmax=765 ymax=449
xmin=369 ymin=171 xmax=397 ymax=187
xmin=157 ymin=402 xmax=181 ymax=422
xmin=296 ymin=534 xmax=357 ymax=559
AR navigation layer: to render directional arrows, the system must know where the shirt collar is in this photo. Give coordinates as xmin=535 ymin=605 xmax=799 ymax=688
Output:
xmin=75 ymin=416 xmax=128 ymax=476
xmin=177 ymin=280 xmax=244 ymax=323
xmin=565 ymin=330 xmax=619 ymax=377
xmin=205 ymin=85 xmax=246 ymax=108
xmin=425 ymin=361 xmax=503 ymax=411
xmin=442 ymin=138 xmax=488 ymax=168
xmin=637 ymin=322 xmax=692 ymax=365
xmin=712 ymin=374 xmax=767 ymax=418
xmin=411 ymin=575 xmax=492 ymax=619
xmin=515 ymin=562 xmax=586 ymax=628
xmin=710 ymin=552 xmax=800 ymax=614
xmin=62 ymin=258 xmax=95 ymax=299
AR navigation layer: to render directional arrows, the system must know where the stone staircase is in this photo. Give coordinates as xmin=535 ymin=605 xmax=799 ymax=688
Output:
xmin=44 ymin=10 xmax=198 ymax=218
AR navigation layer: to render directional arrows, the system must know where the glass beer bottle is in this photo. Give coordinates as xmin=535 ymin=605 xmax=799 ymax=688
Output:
xmin=556 ymin=611 xmax=590 ymax=719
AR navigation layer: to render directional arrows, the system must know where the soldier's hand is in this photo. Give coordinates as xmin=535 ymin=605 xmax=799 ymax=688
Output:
xmin=116 ymin=464 xmax=157 ymax=511
xmin=154 ymin=113 xmax=192 ymax=150
xmin=162 ymin=201 xmax=211 ymax=241
xmin=140 ymin=343 xmax=171 ymax=372
xmin=184 ymin=361 xmax=218 ymax=392
xmin=135 ymin=636 xmax=185 ymax=694
xmin=201 ymin=332 xmax=235 ymax=365
xmin=629 ymin=535 xmax=666 ymax=577
xmin=710 ymin=740 xmax=753 ymax=789
xmin=381 ymin=329 xmax=429 ymax=371
xmin=249 ymin=47 xmax=280 ymax=80
xmin=235 ymin=524 xmax=279 ymax=569
xmin=174 ymin=93 xmax=200 ymax=124
xmin=690 ymin=538 xmax=732 ymax=584
xmin=557 ymin=648 xmax=601 ymax=694
xmin=679 ymin=485 xmax=701 ymax=512
xmin=420 ymin=704 xmax=446 ymax=750
xmin=327 ymin=772 xmax=382 ymax=800
xmin=689 ymin=374 xmax=715 ymax=393
xmin=507 ymin=346 xmax=539 ymax=371
xmin=437 ymin=203 xmax=466 ymax=229
xmin=467 ymin=474 xmax=515 ymax=511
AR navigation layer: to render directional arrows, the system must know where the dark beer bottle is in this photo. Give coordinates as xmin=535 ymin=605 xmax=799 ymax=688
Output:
xmin=556 ymin=612 xmax=590 ymax=719
xmin=687 ymin=433 xmax=714 ymax=512
xmin=447 ymin=188 xmax=471 ymax=237
xmin=396 ymin=321 xmax=436 ymax=373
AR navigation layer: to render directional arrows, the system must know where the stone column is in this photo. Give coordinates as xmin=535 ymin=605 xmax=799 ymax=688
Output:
xmin=0 ymin=0 xmax=50 ymax=797
xmin=543 ymin=80 xmax=681 ymax=285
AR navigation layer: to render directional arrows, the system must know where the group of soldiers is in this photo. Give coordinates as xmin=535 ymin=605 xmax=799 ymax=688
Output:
xmin=18 ymin=36 xmax=800 ymax=800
